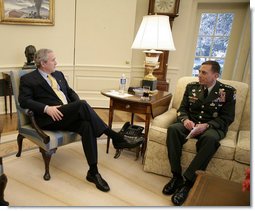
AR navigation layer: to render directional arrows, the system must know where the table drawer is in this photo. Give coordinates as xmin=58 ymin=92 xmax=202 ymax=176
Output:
xmin=112 ymin=100 xmax=150 ymax=114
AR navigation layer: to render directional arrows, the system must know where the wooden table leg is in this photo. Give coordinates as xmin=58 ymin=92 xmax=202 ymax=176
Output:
xmin=106 ymin=99 xmax=114 ymax=153
xmin=141 ymin=112 xmax=151 ymax=160
xmin=8 ymin=80 xmax=12 ymax=118
xmin=130 ymin=113 xmax=141 ymax=160
xmin=2 ymin=73 xmax=12 ymax=118
xmin=3 ymin=80 xmax=7 ymax=115
xmin=131 ymin=113 xmax=134 ymax=125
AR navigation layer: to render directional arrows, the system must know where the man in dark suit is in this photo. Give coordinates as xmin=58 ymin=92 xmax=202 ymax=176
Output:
xmin=162 ymin=61 xmax=236 ymax=205
xmin=19 ymin=48 xmax=143 ymax=192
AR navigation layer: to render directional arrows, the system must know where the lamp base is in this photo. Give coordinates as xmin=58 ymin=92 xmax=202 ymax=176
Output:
xmin=142 ymin=80 xmax=157 ymax=91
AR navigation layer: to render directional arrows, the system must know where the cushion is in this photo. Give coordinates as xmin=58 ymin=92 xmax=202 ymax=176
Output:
xmin=20 ymin=125 xmax=81 ymax=151
xmin=151 ymin=108 xmax=177 ymax=129
xmin=234 ymin=130 xmax=250 ymax=164
xmin=183 ymin=130 xmax=237 ymax=160
xmin=149 ymin=125 xmax=237 ymax=160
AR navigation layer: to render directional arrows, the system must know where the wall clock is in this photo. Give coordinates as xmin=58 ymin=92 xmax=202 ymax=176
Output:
xmin=148 ymin=0 xmax=180 ymax=17
xmin=148 ymin=0 xmax=180 ymax=91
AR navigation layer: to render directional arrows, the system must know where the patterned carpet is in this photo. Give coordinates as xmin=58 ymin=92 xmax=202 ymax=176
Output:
xmin=3 ymin=139 xmax=173 ymax=206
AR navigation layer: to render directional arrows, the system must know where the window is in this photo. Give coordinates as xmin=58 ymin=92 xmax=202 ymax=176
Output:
xmin=193 ymin=13 xmax=234 ymax=76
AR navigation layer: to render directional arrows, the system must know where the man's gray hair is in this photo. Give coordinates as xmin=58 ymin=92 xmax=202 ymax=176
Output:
xmin=34 ymin=49 xmax=53 ymax=68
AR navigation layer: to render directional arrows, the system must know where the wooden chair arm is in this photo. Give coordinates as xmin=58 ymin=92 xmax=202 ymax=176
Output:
xmin=23 ymin=109 xmax=50 ymax=144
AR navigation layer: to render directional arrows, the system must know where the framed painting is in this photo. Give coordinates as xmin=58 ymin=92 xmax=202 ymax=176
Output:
xmin=0 ymin=0 xmax=54 ymax=25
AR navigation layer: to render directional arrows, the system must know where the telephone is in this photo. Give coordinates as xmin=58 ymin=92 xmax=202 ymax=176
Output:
xmin=114 ymin=122 xmax=144 ymax=159
xmin=119 ymin=122 xmax=144 ymax=137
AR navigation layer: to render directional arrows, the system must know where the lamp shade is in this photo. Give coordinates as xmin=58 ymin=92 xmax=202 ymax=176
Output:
xmin=131 ymin=15 xmax=176 ymax=51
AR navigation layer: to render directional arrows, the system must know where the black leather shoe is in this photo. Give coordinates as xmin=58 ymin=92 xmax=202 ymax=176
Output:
xmin=0 ymin=174 xmax=9 ymax=206
xmin=171 ymin=185 xmax=191 ymax=206
xmin=86 ymin=172 xmax=110 ymax=192
xmin=0 ymin=199 xmax=9 ymax=206
xmin=162 ymin=176 xmax=184 ymax=195
xmin=112 ymin=136 xmax=144 ymax=149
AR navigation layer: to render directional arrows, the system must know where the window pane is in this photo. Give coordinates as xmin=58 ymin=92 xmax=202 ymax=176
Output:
xmin=199 ymin=13 xmax=217 ymax=35
xmin=215 ymin=13 xmax=234 ymax=36
xmin=192 ymin=58 xmax=206 ymax=76
xmin=211 ymin=37 xmax=229 ymax=57
xmin=193 ymin=12 xmax=234 ymax=76
xmin=215 ymin=59 xmax=225 ymax=76
xmin=196 ymin=36 xmax=212 ymax=56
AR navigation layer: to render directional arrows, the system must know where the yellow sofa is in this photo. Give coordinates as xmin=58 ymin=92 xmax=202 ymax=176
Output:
xmin=144 ymin=77 xmax=249 ymax=183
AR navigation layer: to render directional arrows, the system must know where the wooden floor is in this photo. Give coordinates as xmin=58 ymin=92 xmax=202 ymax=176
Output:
xmin=0 ymin=108 xmax=146 ymax=134
xmin=1 ymin=109 xmax=174 ymax=206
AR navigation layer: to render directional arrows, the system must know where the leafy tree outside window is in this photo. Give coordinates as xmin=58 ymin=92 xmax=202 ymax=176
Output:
xmin=193 ymin=13 xmax=234 ymax=76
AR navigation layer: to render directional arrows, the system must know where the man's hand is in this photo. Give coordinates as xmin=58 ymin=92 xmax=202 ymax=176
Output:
xmin=46 ymin=105 xmax=63 ymax=121
xmin=191 ymin=123 xmax=209 ymax=137
xmin=183 ymin=119 xmax=195 ymax=131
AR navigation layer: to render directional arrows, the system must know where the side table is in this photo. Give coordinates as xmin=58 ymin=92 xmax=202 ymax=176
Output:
xmin=184 ymin=171 xmax=250 ymax=206
xmin=2 ymin=72 xmax=12 ymax=118
xmin=101 ymin=90 xmax=172 ymax=159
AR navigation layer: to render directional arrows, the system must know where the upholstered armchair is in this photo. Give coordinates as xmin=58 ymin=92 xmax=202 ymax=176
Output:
xmin=230 ymin=90 xmax=250 ymax=182
xmin=10 ymin=70 xmax=81 ymax=180
xmin=144 ymin=77 xmax=249 ymax=182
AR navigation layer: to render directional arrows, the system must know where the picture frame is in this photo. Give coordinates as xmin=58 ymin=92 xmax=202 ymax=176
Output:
xmin=0 ymin=0 xmax=54 ymax=26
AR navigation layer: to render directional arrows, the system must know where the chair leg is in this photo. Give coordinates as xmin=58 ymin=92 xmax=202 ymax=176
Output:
xmin=0 ymin=174 xmax=9 ymax=206
xmin=16 ymin=134 xmax=24 ymax=157
xmin=39 ymin=148 xmax=57 ymax=181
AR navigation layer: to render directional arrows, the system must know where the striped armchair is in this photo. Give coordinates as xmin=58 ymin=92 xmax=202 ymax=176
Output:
xmin=10 ymin=70 xmax=81 ymax=180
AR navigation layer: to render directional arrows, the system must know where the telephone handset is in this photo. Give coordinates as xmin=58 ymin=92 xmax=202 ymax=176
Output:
xmin=119 ymin=122 xmax=144 ymax=137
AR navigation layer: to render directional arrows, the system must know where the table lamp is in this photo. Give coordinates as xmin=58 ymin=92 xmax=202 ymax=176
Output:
xmin=131 ymin=15 xmax=175 ymax=91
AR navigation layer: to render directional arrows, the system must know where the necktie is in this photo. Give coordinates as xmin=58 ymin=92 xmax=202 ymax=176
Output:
xmin=48 ymin=74 xmax=67 ymax=104
xmin=204 ymin=88 xmax=208 ymax=99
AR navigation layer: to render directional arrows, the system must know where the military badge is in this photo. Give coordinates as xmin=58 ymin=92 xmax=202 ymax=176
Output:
xmin=188 ymin=96 xmax=198 ymax=103
xmin=213 ymin=112 xmax=218 ymax=117
xmin=233 ymin=90 xmax=237 ymax=100
xmin=218 ymin=89 xmax=226 ymax=102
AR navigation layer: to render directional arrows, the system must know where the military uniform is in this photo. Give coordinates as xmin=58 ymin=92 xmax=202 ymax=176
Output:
xmin=166 ymin=80 xmax=236 ymax=182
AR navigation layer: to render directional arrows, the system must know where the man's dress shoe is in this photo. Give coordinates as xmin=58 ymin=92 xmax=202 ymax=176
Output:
xmin=162 ymin=176 xmax=184 ymax=195
xmin=0 ymin=174 xmax=9 ymax=206
xmin=86 ymin=172 xmax=110 ymax=192
xmin=0 ymin=199 xmax=9 ymax=206
xmin=112 ymin=136 xmax=144 ymax=149
xmin=171 ymin=185 xmax=191 ymax=206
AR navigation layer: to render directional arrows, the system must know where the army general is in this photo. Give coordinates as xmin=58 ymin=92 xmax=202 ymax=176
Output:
xmin=162 ymin=60 xmax=236 ymax=206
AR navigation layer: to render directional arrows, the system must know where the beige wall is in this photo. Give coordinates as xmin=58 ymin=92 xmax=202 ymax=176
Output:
xmin=0 ymin=0 xmax=75 ymax=67
xmin=0 ymin=0 xmax=250 ymax=113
